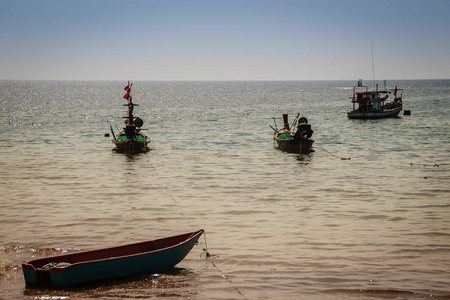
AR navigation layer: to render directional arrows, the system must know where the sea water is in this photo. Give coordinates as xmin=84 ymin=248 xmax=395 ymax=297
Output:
xmin=1 ymin=80 xmax=449 ymax=299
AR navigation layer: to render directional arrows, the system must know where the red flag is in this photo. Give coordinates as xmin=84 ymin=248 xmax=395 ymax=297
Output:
xmin=124 ymin=85 xmax=131 ymax=92
xmin=123 ymin=93 xmax=129 ymax=100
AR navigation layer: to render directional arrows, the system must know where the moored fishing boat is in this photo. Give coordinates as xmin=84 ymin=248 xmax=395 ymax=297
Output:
xmin=348 ymin=80 xmax=403 ymax=119
xmin=111 ymin=82 xmax=150 ymax=154
xmin=272 ymin=113 xmax=314 ymax=153
xmin=22 ymin=229 xmax=204 ymax=289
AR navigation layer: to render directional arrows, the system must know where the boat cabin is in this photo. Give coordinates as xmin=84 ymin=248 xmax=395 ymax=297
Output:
xmin=351 ymin=84 xmax=398 ymax=113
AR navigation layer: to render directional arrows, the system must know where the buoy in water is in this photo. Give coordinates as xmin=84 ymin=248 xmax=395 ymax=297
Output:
xmin=105 ymin=133 xmax=110 ymax=137
xmin=404 ymin=110 xmax=411 ymax=115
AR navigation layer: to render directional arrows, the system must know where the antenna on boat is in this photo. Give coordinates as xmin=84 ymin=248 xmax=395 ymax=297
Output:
xmin=110 ymin=124 xmax=117 ymax=141
xmin=371 ymin=43 xmax=375 ymax=90
xmin=272 ymin=117 xmax=279 ymax=131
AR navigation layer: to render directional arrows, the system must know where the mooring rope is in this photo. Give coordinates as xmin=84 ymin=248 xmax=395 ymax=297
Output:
xmin=144 ymin=153 xmax=199 ymax=235
xmin=314 ymin=141 xmax=351 ymax=160
xmin=199 ymin=231 xmax=218 ymax=260
xmin=144 ymin=153 xmax=248 ymax=300
xmin=199 ymin=230 xmax=247 ymax=299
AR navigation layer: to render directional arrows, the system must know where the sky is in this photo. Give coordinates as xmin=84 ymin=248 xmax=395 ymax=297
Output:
xmin=1 ymin=0 xmax=449 ymax=81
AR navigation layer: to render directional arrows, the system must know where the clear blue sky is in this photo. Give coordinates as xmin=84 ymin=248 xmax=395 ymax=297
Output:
xmin=1 ymin=0 xmax=449 ymax=81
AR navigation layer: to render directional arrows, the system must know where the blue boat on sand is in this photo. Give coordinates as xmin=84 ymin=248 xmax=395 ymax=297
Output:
xmin=22 ymin=229 xmax=204 ymax=289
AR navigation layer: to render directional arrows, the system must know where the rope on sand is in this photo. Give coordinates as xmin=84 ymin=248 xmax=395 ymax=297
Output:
xmin=200 ymin=231 xmax=248 ymax=299
xmin=410 ymin=163 xmax=449 ymax=168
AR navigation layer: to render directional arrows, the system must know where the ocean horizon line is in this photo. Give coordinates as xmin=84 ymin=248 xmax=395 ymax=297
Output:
xmin=1 ymin=78 xmax=449 ymax=82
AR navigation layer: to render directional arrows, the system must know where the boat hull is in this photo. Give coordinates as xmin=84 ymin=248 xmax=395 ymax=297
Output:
xmin=348 ymin=105 xmax=402 ymax=119
xmin=274 ymin=137 xmax=314 ymax=153
xmin=112 ymin=140 xmax=149 ymax=154
xmin=22 ymin=230 xmax=203 ymax=289
xmin=112 ymin=133 xmax=150 ymax=154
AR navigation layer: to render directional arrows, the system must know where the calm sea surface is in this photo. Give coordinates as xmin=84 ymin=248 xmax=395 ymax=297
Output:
xmin=1 ymin=80 xmax=449 ymax=299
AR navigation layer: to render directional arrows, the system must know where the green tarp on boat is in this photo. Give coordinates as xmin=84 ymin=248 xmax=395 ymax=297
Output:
xmin=277 ymin=134 xmax=293 ymax=140
xmin=116 ymin=135 xmax=147 ymax=142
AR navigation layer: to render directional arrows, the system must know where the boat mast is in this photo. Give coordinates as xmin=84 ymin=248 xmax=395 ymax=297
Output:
xmin=123 ymin=81 xmax=134 ymax=126
xmin=122 ymin=81 xmax=138 ymax=138
xmin=371 ymin=43 xmax=375 ymax=91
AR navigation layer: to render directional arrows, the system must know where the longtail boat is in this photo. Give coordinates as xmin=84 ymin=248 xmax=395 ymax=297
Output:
xmin=111 ymin=82 xmax=150 ymax=154
xmin=272 ymin=113 xmax=314 ymax=153
xmin=22 ymin=229 xmax=204 ymax=289
xmin=348 ymin=80 xmax=403 ymax=119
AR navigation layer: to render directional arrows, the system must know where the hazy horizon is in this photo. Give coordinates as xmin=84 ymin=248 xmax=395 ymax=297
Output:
xmin=1 ymin=0 xmax=449 ymax=81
